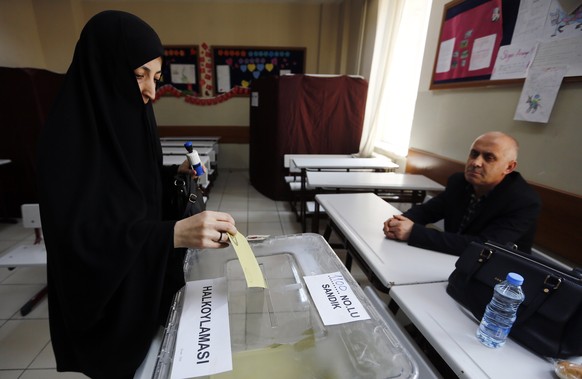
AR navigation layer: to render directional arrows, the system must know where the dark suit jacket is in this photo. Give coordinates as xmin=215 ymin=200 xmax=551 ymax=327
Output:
xmin=403 ymin=172 xmax=541 ymax=255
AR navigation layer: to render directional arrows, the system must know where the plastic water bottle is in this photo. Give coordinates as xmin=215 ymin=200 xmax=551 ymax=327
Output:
xmin=183 ymin=141 xmax=205 ymax=176
xmin=476 ymin=272 xmax=525 ymax=348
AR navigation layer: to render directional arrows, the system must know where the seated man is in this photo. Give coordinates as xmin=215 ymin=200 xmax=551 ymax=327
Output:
xmin=383 ymin=131 xmax=541 ymax=255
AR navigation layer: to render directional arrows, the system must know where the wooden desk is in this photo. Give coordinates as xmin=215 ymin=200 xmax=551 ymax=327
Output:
xmin=283 ymin=154 xmax=352 ymax=172
xmin=0 ymin=242 xmax=45 ymax=268
xmin=292 ymin=156 xmax=399 ymax=232
xmin=160 ymin=136 xmax=220 ymax=142
xmin=315 ymin=193 xmax=457 ymax=292
xmin=291 ymin=156 xmax=398 ymax=172
xmin=307 ymin=171 xmax=444 ymax=192
xmin=159 ymin=136 xmax=220 ymax=157
xmin=160 ymin=140 xmax=217 ymax=147
xmin=309 ymin=171 xmax=444 ymax=231
xmin=161 ymin=146 xmax=215 ymax=162
xmin=160 ymin=140 xmax=219 ymax=154
xmin=390 ymin=282 xmax=582 ymax=378
xmin=283 ymin=154 xmax=354 ymax=227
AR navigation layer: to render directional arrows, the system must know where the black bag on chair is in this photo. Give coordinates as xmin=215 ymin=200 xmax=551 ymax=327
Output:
xmin=166 ymin=174 xmax=206 ymax=219
xmin=446 ymin=241 xmax=582 ymax=358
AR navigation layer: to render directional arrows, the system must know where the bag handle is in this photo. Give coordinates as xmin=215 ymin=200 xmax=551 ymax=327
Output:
xmin=462 ymin=246 xmax=493 ymax=284
xmin=485 ymin=242 xmax=582 ymax=283
xmin=515 ymin=274 xmax=562 ymax=325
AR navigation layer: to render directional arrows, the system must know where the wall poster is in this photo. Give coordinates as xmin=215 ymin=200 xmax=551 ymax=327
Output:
xmin=161 ymin=45 xmax=200 ymax=96
xmin=431 ymin=0 xmax=582 ymax=89
xmin=212 ymin=46 xmax=306 ymax=93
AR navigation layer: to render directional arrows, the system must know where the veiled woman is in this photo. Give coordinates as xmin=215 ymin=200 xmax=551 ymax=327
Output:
xmin=37 ymin=10 xmax=236 ymax=378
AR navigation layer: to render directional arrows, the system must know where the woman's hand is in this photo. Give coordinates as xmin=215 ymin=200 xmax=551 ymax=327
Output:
xmin=174 ymin=211 xmax=237 ymax=249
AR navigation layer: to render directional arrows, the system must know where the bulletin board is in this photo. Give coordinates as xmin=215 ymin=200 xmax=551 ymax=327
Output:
xmin=161 ymin=45 xmax=200 ymax=95
xmin=430 ymin=0 xmax=582 ymax=89
xmin=212 ymin=46 xmax=306 ymax=94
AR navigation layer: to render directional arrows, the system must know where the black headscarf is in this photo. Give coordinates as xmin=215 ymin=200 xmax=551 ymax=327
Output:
xmin=37 ymin=10 xmax=183 ymax=378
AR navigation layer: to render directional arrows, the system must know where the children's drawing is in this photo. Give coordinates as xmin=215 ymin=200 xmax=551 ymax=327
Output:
xmin=549 ymin=6 xmax=582 ymax=36
xmin=526 ymin=94 xmax=541 ymax=113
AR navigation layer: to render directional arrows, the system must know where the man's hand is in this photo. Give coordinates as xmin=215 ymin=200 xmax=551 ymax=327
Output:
xmin=383 ymin=214 xmax=414 ymax=241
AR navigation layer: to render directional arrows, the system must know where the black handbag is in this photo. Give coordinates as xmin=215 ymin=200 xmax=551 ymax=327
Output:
xmin=167 ymin=174 xmax=206 ymax=219
xmin=446 ymin=241 xmax=582 ymax=358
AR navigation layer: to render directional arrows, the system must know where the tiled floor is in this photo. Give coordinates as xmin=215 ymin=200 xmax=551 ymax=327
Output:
xmin=0 ymin=169 xmax=378 ymax=378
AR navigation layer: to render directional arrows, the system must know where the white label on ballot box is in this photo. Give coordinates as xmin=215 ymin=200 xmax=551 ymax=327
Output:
xmin=171 ymin=278 xmax=232 ymax=379
xmin=304 ymin=272 xmax=370 ymax=325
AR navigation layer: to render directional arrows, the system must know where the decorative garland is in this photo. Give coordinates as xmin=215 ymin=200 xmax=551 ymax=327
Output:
xmin=154 ymin=84 xmax=250 ymax=105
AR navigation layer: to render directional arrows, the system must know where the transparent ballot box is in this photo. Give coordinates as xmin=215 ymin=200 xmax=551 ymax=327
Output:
xmin=153 ymin=234 xmax=418 ymax=379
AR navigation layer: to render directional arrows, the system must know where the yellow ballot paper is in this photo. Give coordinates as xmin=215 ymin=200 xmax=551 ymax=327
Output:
xmin=228 ymin=232 xmax=267 ymax=288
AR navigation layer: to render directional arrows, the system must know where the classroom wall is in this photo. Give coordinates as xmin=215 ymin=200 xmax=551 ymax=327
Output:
xmin=3 ymin=0 xmax=579 ymax=196
xmin=0 ymin=1 xmax=45 ymax=68
xmin=410 ymin=0 xmax=582 ymax=196
xmin=0 ymin=0 xmax=366 ymax=170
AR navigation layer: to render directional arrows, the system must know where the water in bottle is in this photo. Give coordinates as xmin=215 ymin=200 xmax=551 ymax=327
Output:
xmin=476 ymin=272 xmax=525 ymax=348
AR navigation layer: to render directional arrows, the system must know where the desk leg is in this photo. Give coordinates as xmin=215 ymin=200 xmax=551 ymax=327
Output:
xmin=300 ymin=168 xmax=306 ymax=233
xmin=323 ymin=223 xmax=332 ymax=240
xmin=413 ymin=190 xmax=426 ymax=205
xmin=327 ymin=221 xmax=352 ymax=270
xmin=388 ymin=299 xmax=400 ymax=314
xmin=20 ymin=285 xmax=48 ymax=316
xmin=312 ymin=199 xmax=320 ymax=233
xmin=345 ymin=252 xmax=353 ymax=271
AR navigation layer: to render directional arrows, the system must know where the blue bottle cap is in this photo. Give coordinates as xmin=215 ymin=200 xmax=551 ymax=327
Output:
xmin=506 ymin=272 xmax=524 ymax=286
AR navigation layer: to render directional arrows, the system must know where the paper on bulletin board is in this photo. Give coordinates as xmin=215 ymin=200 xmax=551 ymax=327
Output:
xmin=303 ymin=272 xmax=370 ymax=326
xmin=511 ymin=0 xmax=553 ymax=45
xmin=530 ymin=36 xmax=582 ymax=77
xmin=171 ymin=278 xmax=231 ymax=379
xmin=435 ymin=38 xmax=455 ymax=74
xmin=216 ymin=65 xmax=231 ymax=93
xmin=491 ymin=43 xmax=537 ymax=80
xmin=514 ymin=65 xmax=567 ymax=123
xmin=170 ymin=64 xmax=196 ymax=84
xmin=468 ymin=34 xmax=497 ymax=72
